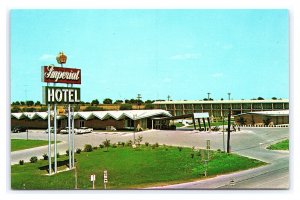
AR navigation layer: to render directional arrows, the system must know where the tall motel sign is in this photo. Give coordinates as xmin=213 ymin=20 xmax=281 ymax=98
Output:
xmin=41 ymin=52 xmax=81 ymax=175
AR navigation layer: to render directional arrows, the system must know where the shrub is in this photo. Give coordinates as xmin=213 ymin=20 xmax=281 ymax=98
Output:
xmin=155 ymin=142 xmax=159 ymax=148
xmin=30 ymin=156 xmax=38 ymax=163
xmin=57 ymin=153 xmax=60 ymax=158
xmin=112 ymin=143 xmax=117 ymax=148
xmin=117 ymin=141 xmax=122 ymax=146
xmin=19 ymin=160 xmax=24 ymax=165
xmin=84 ymin=144 xmax=93 ymax=152
xmin=66 ymin=150 xmax=69 ymax=156
xmin=217 ymin=149 xmax=222 ymax=153
xmin=151 ymin=144 xmax=156 ymax=149
xmin=145 ymin=142 xmax=149 ymax=147
xmin=190 ymin=153 xmax=194 ymax=159
xmin=178 ymin=146 xmax=183 ymax=152
xmin=126 ymin=140 xmax=133 ymax=146
xmin=76 ymin=148 xmax=82 ymax=154
xmin=119 ymin=103 xmax=132 ymax=110
xmin=136 ymin=136 xmax=143 ymax=146
xmin=99 ymin=144 xmax=104 ymax=149
xmin=169 ymin=124 xmax=176 ymax=130
xmin=103 ymin=139 xmax=111 ymax=152
xmin=42 ymin=153 xmax=48 ymax=160
xmin=121 ymin=142 xmax=125 ymax=147
xmin=93 ymin=146 xmax=98 ymax=150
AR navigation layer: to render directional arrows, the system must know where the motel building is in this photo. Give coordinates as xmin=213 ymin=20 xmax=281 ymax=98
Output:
xmin=152 ymin=99 xmax=289 ymax=120
xmin=11 ymin=109 xmax=172 ymax=131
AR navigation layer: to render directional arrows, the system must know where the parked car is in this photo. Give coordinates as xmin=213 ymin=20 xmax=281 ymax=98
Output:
xmin=12 ymin=126 xmax=27 ymax=133
xmin=60 ymin=127 xmax=78 ymax=134
xmin=45 ymin=127 xmax=62 ymax=134
xmin=76 ymin=127 xmax=93 ymax=134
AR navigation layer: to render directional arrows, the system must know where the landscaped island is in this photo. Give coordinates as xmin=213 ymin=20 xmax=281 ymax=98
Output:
xmin=11 ymin=144 xmax=266 ymax=189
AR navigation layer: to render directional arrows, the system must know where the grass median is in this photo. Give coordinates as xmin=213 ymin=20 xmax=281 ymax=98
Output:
xmin=267 ymin=139 xmax=289 ymax=150
xmin=11 ymin=145 xmax=266 ymax=189
xmin=11 ymin=139 xmax=59 ymax=152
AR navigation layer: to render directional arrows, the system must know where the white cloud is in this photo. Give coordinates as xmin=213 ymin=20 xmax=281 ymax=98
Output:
xmin=170 ymin=53 xmax=201 ymax=60
xmin=212 ymin=73 xmax=223 ymax=78
xmin=39 ymin=54 xmax=55 ymax=61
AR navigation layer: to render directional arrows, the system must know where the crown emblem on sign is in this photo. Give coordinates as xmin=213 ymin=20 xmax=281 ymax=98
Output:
xmin=56 ymin=52 xmax=67 ymax=64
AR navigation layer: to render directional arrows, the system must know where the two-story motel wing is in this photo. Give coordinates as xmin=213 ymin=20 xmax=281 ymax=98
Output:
xmin=152 ymin=99 xmax=289 ymax=120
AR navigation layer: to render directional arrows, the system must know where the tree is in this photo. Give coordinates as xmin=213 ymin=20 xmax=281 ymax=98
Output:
xmin=25 ymin=100 xmax=34 ymax=106
xmin=91 ymin=99 xmax=99 ymax=105
xmin=257 ymin=97 xmax=264 ymax=100
xmin=11 ymin=107 xmax=21 ymax=113
xmin=120 ymin=104 xmax=132 ymax=110
xmin=20 ymin=101 xmax=25 ymax=105
xmin=114 ymin=100 xmax=123 ymax=104
xmin=144 ymin=104 xmax=154 ymax=109
xmin=84 ymin=106 xmax=104 ymax=111
xmin=103 ymin=98 xmax=113 ymax=104
xmin=145 ymin=100 xmax=154 ymax=104
xmin=136 ymin=136 xmax=143 ymax=147
xmin=272 ymin=97 xmax=277 ymax=100
xmin=263 ymin=117 xmax=272 ymax=126
xmin=103 ymin=139 xmax=111 ymax=152
xmin=35 ymin=101 xmax=41 ymax=106
xmin=237 ymin=116 xmax=247 ymax=125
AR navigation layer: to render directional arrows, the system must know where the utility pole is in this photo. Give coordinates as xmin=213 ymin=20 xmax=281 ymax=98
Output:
xmin=137 ymin=94 xmax=142 ymax=110
xmin=228 ymin=92 xmax=231 ymax=100
xmin=207 ymin=93 xmax=210 ymax=100
xmin=227 ymin=108 xmax=231 ymax=153
xmin=167 ymin=95 xmax=171 ymax=101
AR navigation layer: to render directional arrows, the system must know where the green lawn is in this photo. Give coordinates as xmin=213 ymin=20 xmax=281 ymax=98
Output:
xmin=11 ymin=145 xmax=266 ymax=189
xmin=11 ymin=139 xmax=58 ymax=152
xmin=267 ymin=139 xmax=289 ymax=150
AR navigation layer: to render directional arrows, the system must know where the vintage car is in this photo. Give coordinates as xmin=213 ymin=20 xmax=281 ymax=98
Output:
xmin=60 ymin=127 xmax=78 ymax=134
xmin=12 ymin=126 xmax=27 ymax=133
xmin=76 ymin=127 xmax=93 ymax=134
xmin=45 ymin=127 xmax=62 ymax=134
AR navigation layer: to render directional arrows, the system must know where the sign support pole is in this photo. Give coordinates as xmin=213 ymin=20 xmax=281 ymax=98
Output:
xmin=47 ymin=84 xmax=52 ymax=175
xmin=68 ymin=103 xmax=71 ymax=169
xmin=72 ymin=84 xmax=75 ymax=168
xmin=54 ymin=102 xmax=57 ymax=173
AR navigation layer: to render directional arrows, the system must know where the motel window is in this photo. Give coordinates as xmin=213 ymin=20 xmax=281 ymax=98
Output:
xmin=222 ymin=104 xmax=230 ymax=109
xmin=175 ymin=104 xmax=183 ymax=109
xmin=194 ymin=104 xmax=201 ymax=109
xmin=166 ymin=104 xmax=173 ymax=109
xmin=252 ymin=103 xmax=262 ymax=109
xmin=212 ymin=104 xmax=221 ymax=109
xmin=159 ymin=104 xmax=166 ymax=109
xmin=175 ymin=111 xmax=183 ymax=116
xmin=262 ymin=103 xmax=272 ymax=109
xmin=242 ymin=103 xmax=251 ymax=109
xmin=232 ymin=104 xmax=240 ymax=109
xmin=273 ymin=103 xmax=283 ymax=109
xmin=184 ymin=104 xmax=192 ymax=109
xmin=203 ymin=104 xmax=211 ymax=109
xmin=284 ymin=103 xmax=289 ymax=109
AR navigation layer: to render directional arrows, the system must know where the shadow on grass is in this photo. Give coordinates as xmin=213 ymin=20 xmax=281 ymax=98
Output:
xmin=39 ymin=159 xmax=77 ymax=173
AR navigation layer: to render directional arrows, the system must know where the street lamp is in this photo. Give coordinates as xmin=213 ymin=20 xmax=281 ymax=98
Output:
xmin=207 ymin=93 xmax=211 ymax=100
xmin=228 ymin=93 xmax=231 ymax=100
xmin=133 ymin=114 xmax=137 ymax=144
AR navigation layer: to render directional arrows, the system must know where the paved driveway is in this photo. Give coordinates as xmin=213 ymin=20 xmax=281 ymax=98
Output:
xmin=10 ymin=127 xmax=289 ymax=189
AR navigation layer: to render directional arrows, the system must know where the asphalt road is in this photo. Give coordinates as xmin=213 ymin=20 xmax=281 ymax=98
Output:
xmin=10 ymin=127 xmax=289 ymax=189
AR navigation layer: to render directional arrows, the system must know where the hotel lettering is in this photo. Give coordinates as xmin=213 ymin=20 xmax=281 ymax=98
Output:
xmin=43 ymin=86 xmax=81 ymax=104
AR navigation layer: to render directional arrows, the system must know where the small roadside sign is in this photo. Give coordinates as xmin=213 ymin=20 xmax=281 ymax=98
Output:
xmin=90 ymin=174 xmax=96 ymax=181
xmin=104 ymin=170 xmax=108 ymax=189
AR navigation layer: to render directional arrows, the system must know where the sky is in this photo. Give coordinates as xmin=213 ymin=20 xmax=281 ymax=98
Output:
xmin=10 ymin=9 xmax=289 ymax=103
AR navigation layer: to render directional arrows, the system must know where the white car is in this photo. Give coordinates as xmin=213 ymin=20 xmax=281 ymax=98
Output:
xmin=60 ymin=127 xmax=78 ymax=134
xmin=76 ymin=127 xmax=93 ymax=134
